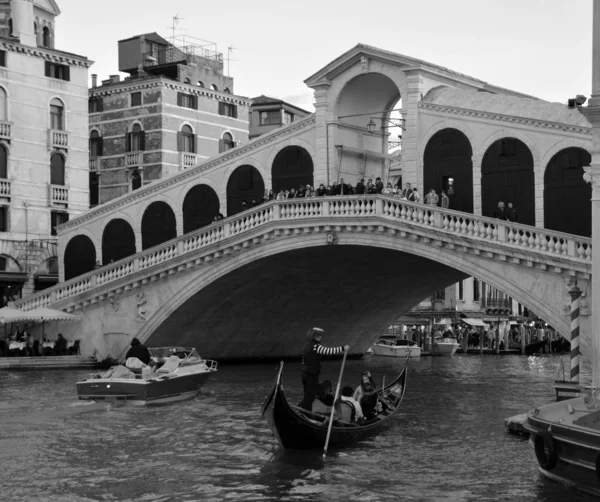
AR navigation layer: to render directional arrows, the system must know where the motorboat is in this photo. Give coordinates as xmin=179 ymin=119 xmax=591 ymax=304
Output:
xmin=434 ymin=337 xmax=460 ymax=356
xmin=76 ymin=347 xmax=218 ymax=406
xmin=371 ymin=337 xmax=421 ymax=358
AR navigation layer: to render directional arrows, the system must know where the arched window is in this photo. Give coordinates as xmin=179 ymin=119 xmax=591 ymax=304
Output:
xmin=89 ymin=130 xmax=103 ymax=158
xmin=8 ymin=19 xmax=12 ymax=36
xmin=210 ymin=84 xmax=219 ymax=91
xmin=34 ymin=22 xmax=37 ymax=37
xmin=178 ymin=125 xmax=195 ymax=153
xmin=184 ymin=77 xmax=191 ymax=84
xmin=0 ymin=87 xmax=7 ymax=121
xmin=89 ymin=172 xmax=99 ymax=207
xmin=127 ymin=123 xmax=145 ymax=152
xmin=131 ymin=169 xmax=142 ymax=191
xmin=220 ymin=132 xmax=235 ymax=153
xmin=0 ymin=144 xmax=7 ymax=179
xmin=224 ymin=87 xmax=231 ymax=94
xmin=50 ymin=98 xmax=64 ymax=131
xmin=50 ymin=153 xmax=65 ymax=186
xmin=42 ymin=26 xmax=50 ymax=48
xmin=197 ymin=81 xmax=204 ymax=88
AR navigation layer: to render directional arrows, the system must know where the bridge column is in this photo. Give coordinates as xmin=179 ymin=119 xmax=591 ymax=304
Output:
xmin=568 ymin=281 xmax=582 ymax=383
xmin=402 ymin=73 xmax=423 ymax=190
xmin=472 ymin=154 xmax=482 ymax=216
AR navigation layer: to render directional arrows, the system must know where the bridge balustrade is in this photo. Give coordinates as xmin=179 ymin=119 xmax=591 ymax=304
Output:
xmin=14 ymin=195 xmax=592 ymax=311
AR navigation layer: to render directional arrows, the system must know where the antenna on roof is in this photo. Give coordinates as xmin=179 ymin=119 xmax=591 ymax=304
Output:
xmin=226 ymin=46 xmax=238 ymax=77
xmin=167 ymin=14 xmax=185 ymax=43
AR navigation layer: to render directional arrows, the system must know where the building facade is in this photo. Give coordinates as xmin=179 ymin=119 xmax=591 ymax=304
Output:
xmin=89 ymin=33 xmax=250 ymax=207
xmin=0 ymin=0 xmax=91 ymax=298
xmin=249 ymin=95 xmax=311 ymax=140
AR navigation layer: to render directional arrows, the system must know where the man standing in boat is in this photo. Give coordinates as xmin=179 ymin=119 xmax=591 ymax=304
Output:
xmin=300 ymin=327 xmax=349 ymax=411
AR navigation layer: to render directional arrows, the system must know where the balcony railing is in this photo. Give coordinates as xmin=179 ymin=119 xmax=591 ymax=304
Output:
xmin=48 ymin=129 xmax=68 ymax=149
xmin=125 ymin=152 xmax=142 ymax=168
xmin=89 ymin=157 xmax=100 ymax=171
xmin=180 ymin=152 xmax=197 ymax=169
xmin=48 ymin=184 xmax=68 ymax=205
xmin=0 ymin=121 xmax=11 ymax=141
xmin=0 ymin=179 xmax=10 ymax=197
xmin=480 ymin=297 xmax=512 ymax=310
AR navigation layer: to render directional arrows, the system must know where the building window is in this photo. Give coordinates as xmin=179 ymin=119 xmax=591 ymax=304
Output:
xmin=89 ymin=172 xmax=99 ymax=207
xmin=197 ymin=81 xmax=204 ymax=88
xmin=458 ymin=280 xmax=464 ymax=301
xmin=283 ymin=111 xmax=295 ymax=125
xmin=50 ymin=153 xmax=65 ymax=185
xmin=42 ymin=26 xmax=50 ymax=47
xmin=0 ymin=144 xmax=7 ymax=179
xmin=218 ymin=102 xmax=237 ymax=118
xmin=210 ymin=84 xmax=218 ymax=91
xmin=131 ymin=169 xmax=142 ymax=191
xmin=259 ymin=110 xmax=280 ymax=126
xmin=473 ymin=278 xmax=480 ymax=302
xmin=44 ymin=62 xmax=69 ymax=81
xmin=88 ymin=97 xmax=103 ymax=113
xmin=50 ymin=98 xmax=64 ymax=131
xmin=50 ymin=211 xmax=69 ymax=236
xmin=131 ymin=92 xmax=142 ymax=107
xmin=223 ymin=87 xmax=231 ymax=94
xmin=0 ymin=87 xmax=6 ymax=121
xmin=177 ymin=92 xmax=197 ymax=110
xmin=219 ymin=132 xmax=235 ymax=153
xmin=0 ymin=206 xmax=8 ymax=232
xmin=126 ymin=124 xmax=145 ymax=152
xmin=89 ymin=131 xmax=103 ymax=158
xmin=0 ymin=51 xmax=6 ymax=68
xmin=178 ymin=125 xmax=195 ymax=153
xmin=8 ymin=19 xmax=12 ymax=36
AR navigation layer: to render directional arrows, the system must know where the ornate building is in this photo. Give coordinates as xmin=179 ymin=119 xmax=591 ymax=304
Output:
xmin=0 ymin=0 xmax=92 ymax=298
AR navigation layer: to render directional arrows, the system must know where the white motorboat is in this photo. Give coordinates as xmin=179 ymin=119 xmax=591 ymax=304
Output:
xmin=371 ymin=338 xmax=421 ymax=358
xmin=434 ymin=337 xmax=460 ymax=356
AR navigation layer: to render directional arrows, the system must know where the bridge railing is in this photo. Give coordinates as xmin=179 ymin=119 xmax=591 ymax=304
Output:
xmin=14 ymin=195 xmax=592 ymax=311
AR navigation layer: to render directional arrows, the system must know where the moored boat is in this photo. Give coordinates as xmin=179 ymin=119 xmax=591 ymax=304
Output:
xmin=371 ymin=337 xmax=421 ymax=358
xmin=434 ymin=337 xmax=460 ymax=356
xmin=260 ymin=361 xmax=407 ymax=450
xmin=76 ymin=347 xmax=218 ymax=406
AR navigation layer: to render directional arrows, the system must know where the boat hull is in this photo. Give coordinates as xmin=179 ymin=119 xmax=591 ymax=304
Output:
xmin=77 ymin=371 xmax=213 ymax=406
xmin=434 ymin=341 xmax=459 ymax=356
xmin=525 ymin=396 xmax=600 ymax=497
xmin=371 ymin=344 xmax=421 ymax=358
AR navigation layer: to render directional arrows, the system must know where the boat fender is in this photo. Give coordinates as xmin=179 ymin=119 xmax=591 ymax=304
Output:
xmin=534 ymin=431 xmax=558 ymax=470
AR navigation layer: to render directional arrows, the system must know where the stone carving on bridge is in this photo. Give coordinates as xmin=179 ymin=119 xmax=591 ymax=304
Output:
xmin=109 ymin=295 xmax=120 ymax=312
xmin=360 ymin=56 xmax=370 ymax=72
xmin=135 ymin=292 xmax=149 ymax=323
xmin=583 ymin=170 xmax=600 ymax=190
xmin=326 ymin=230 xmax=339 ymax=246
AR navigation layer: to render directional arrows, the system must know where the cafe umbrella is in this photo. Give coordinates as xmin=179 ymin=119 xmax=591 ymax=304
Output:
xmin=0 ymin=307 xmax=39 ymax=352
xmin=26 ymin=307 xmax=80 ymax=338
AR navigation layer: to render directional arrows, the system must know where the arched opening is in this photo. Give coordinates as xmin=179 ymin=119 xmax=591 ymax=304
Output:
xmin=89 ymin=172 xmax=99 ymax=206
xmin=89 ymin=130 xmax=102 ymax=157
xmin=50 ymin=98 xmax=64 ymax=130
xmin=141 ymin=201 xmax=177 ymax=250
xmin=423 ymin=129 xmax=473 ymax=213
xmin=184 ymin=77 xmax=191 ymax=84
xmin=102 ymin=219 xmax=136 ymax=264
xmin=226 ymin=165 xmax=265 ymax=216
xmin=42 ymin=26 xmax=50 ymax=47
xmin=0 ymin=87 xmax=7 ymax=121
xmin=544 ymin=147 xmax=591 ymax=237
xmin=224 ymin=87 xmax=231 ymax=94
xmin=127 ymin=123 xmax=145 ymax=152
xmin=50 ymin=153 xmax=65 ymax=185
xmin=271 ymin=146 xmax=314 ymax=193
xmin=197 ymin=81 xmax=204 ymax=88
xmin=481 ymin=138 xmax=535 ymax=225
xmin=178 ymin=124 xmax=195 ymax=153
xmin=34 ymin=257 xmax=58 ymax=292
xmin=0 ymin=144 xmax=7 ymax=179
xmin=220 ymin=132 xmax=235 ymax=153
xmin=64 ymin=235 xmax=96 ymax=280
xmin=210 ymin=84 xmax=219 ymax=91
xmin=183 ymin=185 xmax=220 ymax=233
xmin=131 ymin=169 xmax=142 ymax=191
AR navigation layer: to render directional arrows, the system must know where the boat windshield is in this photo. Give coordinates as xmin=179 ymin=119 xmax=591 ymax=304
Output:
xmin=148 ymin=347 xmax=200 ymax=362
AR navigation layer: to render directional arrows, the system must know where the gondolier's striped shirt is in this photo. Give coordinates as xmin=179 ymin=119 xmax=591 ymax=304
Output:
xmin=314 ymin=344 xmax=344 ymax=356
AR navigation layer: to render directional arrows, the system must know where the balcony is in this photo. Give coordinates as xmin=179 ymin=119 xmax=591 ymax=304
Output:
xmin=0 ymin=121 xmax=11 ymax=141
xmin=48 ymin=184 xmax=68 ymax=206
xmin=0 ymin=179 xmax=10 ymax=198
xmin=180 ymin=152 xmax=197 ymax=169
xmin=480 ymin=297 xmax=512 ymax=310
xmin=89 ymin=157 xmax=100 ymax=171
xmin=48 ymin=129 xmax=68 ymax=149
xmin=125 ymin=152 xmax=143 ymax=168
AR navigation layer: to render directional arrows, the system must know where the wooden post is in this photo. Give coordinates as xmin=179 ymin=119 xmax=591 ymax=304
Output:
xmin=569 ymin=283 xmax=582 ymax=384
xmin=479 ymin=327 xmax=484 ymax=354
xmin=495 ymin=326 xmax=500 ymax=354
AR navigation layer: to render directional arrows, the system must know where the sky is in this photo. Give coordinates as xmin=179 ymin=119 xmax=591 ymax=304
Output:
xmin=55 ymin=0 xmax=593 ymax=112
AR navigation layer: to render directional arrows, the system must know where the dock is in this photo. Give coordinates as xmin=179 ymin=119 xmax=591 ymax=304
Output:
xmin=0 ymin=355 xmax=102 ymax=370
xmin=505 ymin=413 xmax=530 ymax=438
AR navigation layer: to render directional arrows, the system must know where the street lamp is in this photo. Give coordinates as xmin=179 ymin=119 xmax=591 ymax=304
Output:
xmin=366 ymin=117 xmax=407 ymax=134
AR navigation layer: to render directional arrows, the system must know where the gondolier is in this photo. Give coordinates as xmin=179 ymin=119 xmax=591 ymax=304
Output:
xmin=300 ymin=327 xmax=349 ymax=410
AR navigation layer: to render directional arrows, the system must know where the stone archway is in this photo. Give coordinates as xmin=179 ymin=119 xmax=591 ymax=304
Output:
xmin=141 ymin=201 xmax=177 ymax=250
xmin=544 ymin=147 xmax=591 ymax=237
xmin=271 ymin=146 xmax=314 ymax=193
xmin=102 ymin=219 xmax=137 ymax=264
xmin=183 ymin=184 xmax=220 ymax=233
xmin=226 ymin=165 xmax=265 ymax=216
xmin=64 ymin=235 xmax=96 ymax=280
xmin=481 ymin=138 xmax=535 ymax=225
xmin=423 ymin=128 xmax=473 ymax=213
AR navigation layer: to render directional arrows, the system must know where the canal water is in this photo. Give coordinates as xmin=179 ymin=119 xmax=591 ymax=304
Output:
xmin=0 ymin=354 xmax=596 ymax=502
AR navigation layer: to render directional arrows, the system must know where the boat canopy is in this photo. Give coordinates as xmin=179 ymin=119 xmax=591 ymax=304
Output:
xmin=463 ymin=318 xmax=489 ymax=327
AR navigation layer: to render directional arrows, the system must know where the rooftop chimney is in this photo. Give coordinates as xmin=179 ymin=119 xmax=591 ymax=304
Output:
xmin=91 ymin=74 xmax=98 ymax=88
xmin=109 ymin=74 xmax=120 ymax=84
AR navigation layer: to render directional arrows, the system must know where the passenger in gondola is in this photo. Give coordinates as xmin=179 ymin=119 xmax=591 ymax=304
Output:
xmin=312 ymin=380 xmax=334 ymax=414
xmin=353 ymin=371 xmax=379 ymax=420
xmin=340 ymin=385 xmax=364 ymax=423
xmin=299 ymin=327 xmax=349 ymax=411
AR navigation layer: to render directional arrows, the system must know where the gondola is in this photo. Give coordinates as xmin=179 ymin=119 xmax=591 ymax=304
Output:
xmin=260 ymin=361 xmax=407 ymax=450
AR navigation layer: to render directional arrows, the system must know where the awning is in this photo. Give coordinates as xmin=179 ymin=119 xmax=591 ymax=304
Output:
xmin=463 ymin=318 xmax=488 ymax=327
xmin=0 ymin=272 xmax=27 ymax=282
xmin=34 ymin=274 xmax=58 ymax=284
xmin=482 ymin=317 xmax=510 ymax=322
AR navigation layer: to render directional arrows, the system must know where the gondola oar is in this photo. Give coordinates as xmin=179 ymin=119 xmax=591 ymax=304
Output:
xmin=323 ymin=348 xmax=348 ymax=459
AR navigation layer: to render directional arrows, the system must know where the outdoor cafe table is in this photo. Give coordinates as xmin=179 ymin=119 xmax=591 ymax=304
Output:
xmin=9 ymin=342 xmax=25 ymax=351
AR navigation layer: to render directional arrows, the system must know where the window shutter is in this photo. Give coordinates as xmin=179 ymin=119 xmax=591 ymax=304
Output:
xmin=98 ymin=137 xmax=104 ymax=157
xmin=192 ymin=95 xmax=198 ymax=110
xmin=45 ymin=61 xmax=51 ymax=77
xmin=177 ymin=131 xmax=183 ymax=152
xmin=218 ymin=102 xmax=224 ymax=115
xmin=232 ymin=105 xmax=238 ymax=119
xmin=192 ymin=134 xmax=196 ymax=153
xmin=64 ymin=65 xmax=70 ymax=81
xmin=177 ymin=92 xmax=183 ymax=106
xmin=140 ymin=132 xmax=146 ymax=151
xmin=218 ymin=139 xmax=224 ymax=154
xmin=98 ymin=97 xmax=104 ymax=112
xmin=126 ymin=132 xmax=131 ymax=152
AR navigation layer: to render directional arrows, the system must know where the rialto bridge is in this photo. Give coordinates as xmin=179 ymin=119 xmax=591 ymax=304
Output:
xmin=12 ymin=43 xmax=596 ymax=361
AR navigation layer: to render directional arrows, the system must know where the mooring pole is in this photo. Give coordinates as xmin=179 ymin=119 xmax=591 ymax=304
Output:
xmin=569 ymin=282 xmax=582 ymax=384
